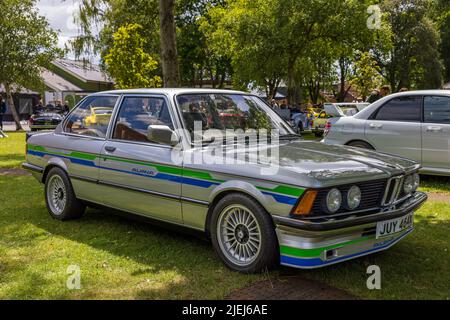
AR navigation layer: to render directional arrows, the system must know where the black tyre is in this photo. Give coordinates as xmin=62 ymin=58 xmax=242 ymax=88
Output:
xmin=314 ymin=131 xmax=323 ymax=137
xmin=210 ymin=193 xmax=279 ymax=273
xmin=44 ymin=167 xmax=85 ymax=220
xmin=347 ymin=140 xmax=374 ymax=150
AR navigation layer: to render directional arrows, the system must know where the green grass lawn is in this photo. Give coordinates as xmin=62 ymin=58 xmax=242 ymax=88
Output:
xmin=0 ymin=132 xmax=26 ymax=169
xmin=0 ymin=175 xmax=448 ymax=299
xmin=0 ymin=131 xmax=449 ymax=299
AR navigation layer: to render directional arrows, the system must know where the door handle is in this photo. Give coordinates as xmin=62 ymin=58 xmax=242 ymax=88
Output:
xmin=369 ymin=123 xmax=383 ymax=129
xmin=426 ymin=126 xmax=442 ymax=132
xmin=105 ymin=145 xmax=116 ymax=152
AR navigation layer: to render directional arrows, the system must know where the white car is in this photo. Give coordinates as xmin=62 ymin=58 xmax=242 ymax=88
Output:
xmin=312 ymin=102 xmax=369 ymax=137
xmin=323 ymin=90 xmax=450 ymax=176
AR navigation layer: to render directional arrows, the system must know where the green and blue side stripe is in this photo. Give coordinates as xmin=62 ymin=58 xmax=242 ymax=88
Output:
xmin=27 ymin=144 xmax=304 ymax=205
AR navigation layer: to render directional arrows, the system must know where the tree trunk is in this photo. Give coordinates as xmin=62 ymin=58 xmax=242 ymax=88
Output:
xmin=286 ymin=59 xmax=296 ymax=106
xmin=5 ymin=83 xmax=22 ymax=131
xmin=337 ymin=57 xmax=347 ymax=102
xmin=159 ymin=0 xmax=180 ymax=87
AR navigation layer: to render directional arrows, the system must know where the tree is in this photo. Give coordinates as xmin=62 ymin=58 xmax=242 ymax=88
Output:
xmin=374 ymin=0 xmax=443 ymax=91
xmin=351 ymin=52 xmax=382 ymax=101
xmin=199 ymin=0 xmax=286 ymax=97
xmin=433 ymin=0 xmax=450 ymax=83
xmin=177 ymin=0 xmax=231 ymax=88
xmin=103 ymin=24 xmax=162 ymax=89
xmin=0 ymin=0 xmax=60 ymax=130
xmin=73 ymin=0 xmax=160 ymax=62
xmin=159 ymin=0 xmax=181 ymax=87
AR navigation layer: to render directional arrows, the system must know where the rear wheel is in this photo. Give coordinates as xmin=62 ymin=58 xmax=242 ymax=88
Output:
xmin=45 ymin=167 xmax=85 ymax=220
xmin=314 ymin=131 xmax=323 ymax=137
xmin=210 ymin=193 xmax=279 ymax=273
xmin=347 ymin=140 xmax=374 ymax=150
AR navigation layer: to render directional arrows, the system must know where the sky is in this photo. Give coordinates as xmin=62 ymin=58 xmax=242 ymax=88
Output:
xmin=37 ymin=0 xmax=81 ymax=51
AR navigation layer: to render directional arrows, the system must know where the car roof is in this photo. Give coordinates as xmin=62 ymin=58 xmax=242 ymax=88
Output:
xmin=354 ymin=89 xmax=450 ymax=119
xmin=89 ymin=88 xmax=249 ymax=97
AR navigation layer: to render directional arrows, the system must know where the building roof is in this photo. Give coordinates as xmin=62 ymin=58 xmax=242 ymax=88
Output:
xmin=52 ymin=59 xmax=112 ymax=84
xmin=41 ymin=69 xmax=82 ymax=92
xmin=0 ymin=84 xmax=38 ymax=95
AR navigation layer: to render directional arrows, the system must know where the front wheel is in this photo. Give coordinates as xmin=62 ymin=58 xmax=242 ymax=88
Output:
xmin=45 ymin=167 xmax=85 ymax=220
xmin=210 ymin=193 xmax=279 ymax=273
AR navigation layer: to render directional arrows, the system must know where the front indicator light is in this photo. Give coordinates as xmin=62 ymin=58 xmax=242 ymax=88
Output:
xmin=292 ymin=190 xmax=317 ymax=215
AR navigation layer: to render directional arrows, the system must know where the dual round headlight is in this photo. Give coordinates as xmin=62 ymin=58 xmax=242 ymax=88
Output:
xmin=325 ymin=186 xmax=361 ymax=213
xmin=403 ymin=173 xmax=420 ymax=194
xmin=347 ymin=185 xmax=362 ymax=210
xmin=326 ymin=188 xmax=342 ymax=213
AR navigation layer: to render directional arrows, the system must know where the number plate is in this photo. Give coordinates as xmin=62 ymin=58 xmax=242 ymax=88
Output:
xmin=376 ymin=213 xmax=413 ymax=239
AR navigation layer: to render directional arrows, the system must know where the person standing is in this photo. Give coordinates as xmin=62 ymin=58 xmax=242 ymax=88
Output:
xmin=33 ymin=99 xmax=44 ymax=114
xmin=0 ymin=95 xmax=7 ymax=130
xmin=366 ymin=85 xmax=391 ymax=104
xmin=63 ymin=101 xmax=70 ymax=114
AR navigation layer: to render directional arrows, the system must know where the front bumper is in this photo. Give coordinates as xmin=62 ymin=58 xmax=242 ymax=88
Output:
xmin=275 ymin=192 xmax=427 ymax=269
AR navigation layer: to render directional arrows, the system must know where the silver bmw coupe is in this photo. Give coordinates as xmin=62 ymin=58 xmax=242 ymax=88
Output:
xmin=22 ymin=89 xmax=427 ymax=272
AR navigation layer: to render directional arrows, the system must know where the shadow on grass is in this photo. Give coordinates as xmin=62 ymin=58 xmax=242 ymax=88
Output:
xmin=0 ymin=175 xmax=251 ymax=299
xmin=420 ymin=174 xmax=450 ymax=193
xmin=1 ymin=175 xmax=449 ymax=299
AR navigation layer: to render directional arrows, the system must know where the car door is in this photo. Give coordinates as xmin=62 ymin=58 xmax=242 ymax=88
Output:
xmin=364 ymin=95 xmax=422 ymax=162
xmin=422 ymin=95 xmax=450 ymax=171
xmin=58 ymin=95 xmax=119 ymax=204
xmin=98 ymin=95 xmax=183 ymax=223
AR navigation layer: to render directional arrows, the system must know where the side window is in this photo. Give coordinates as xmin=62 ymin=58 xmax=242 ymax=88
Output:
xmin=64 ymin=96 xmax=117 ymax=137
xmin=424 ymin=96 xmax=450 ymax=124
xmin=373 ymin=96 xmax=422 ymax=122
xmin=113 ymin=96 xmax=174 ymax=144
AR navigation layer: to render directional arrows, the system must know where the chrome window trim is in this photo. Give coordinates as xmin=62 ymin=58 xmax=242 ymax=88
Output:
xmin=61 ymin=94 xmax=121 ymax=139
xmin=106 ymin=93 xmax=183 ymax=150
xmin=56 ymin=132 xmax=108 ymax=141
xmin=104 ymin=138 xmax=176 ymax=150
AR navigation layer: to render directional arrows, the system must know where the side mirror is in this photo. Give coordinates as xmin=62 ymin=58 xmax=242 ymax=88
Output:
xmin=147 ymin=125 xmax=179 ymax=146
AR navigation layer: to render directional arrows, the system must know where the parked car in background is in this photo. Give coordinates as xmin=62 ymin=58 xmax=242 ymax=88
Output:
xmin=311 ymin=103 xmax=369 ymax=137
xmin=23 ymin=89 xmax=426 ymax=272
xmin=83 ymin=107 xmax=114 ymax=127
xmin=323 ymin=90 xmax=450 ymax=176
xmin=29 ymin=108 xmax=66 ymax=131
xmin=291 ymin=111 xmax=309 ymax=132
